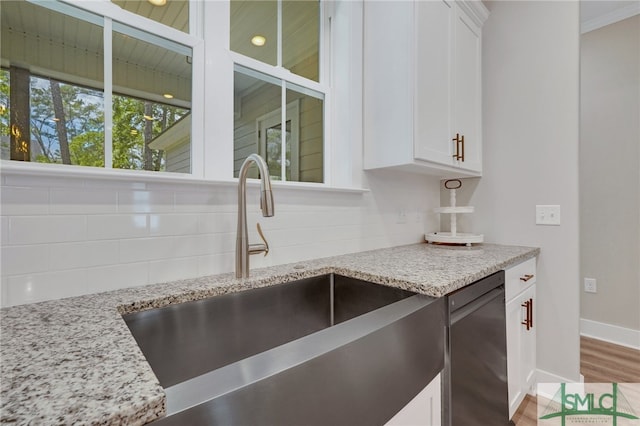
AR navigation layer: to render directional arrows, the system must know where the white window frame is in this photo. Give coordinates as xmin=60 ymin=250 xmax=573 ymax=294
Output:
xmin=3 ymin=0 xmax=366 ymax=191
xmin=256 ymin=100 xmax=300 ymax=181
xmin=3 ymin=0 xmax=204 ymax=177
xmin=228 ymin=0 xmax=332 ymax=185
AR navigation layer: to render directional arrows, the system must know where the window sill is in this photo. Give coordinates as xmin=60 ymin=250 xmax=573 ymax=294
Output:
xmin=0 ymin=160 xmax=368 ymax=194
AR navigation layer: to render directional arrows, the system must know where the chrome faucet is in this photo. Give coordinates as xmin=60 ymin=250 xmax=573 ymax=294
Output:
xmin=236 ymin=154 xmax=274 ymax=278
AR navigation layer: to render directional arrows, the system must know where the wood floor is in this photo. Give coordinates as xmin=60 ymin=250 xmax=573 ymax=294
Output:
xmin=512 ymin=336 xmax=640 ymax=426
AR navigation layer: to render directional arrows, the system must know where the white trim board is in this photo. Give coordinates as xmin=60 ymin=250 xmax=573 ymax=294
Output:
xmin=580 ymin=318 xmax=640 ymax=350
xmin=581 ymin=3 xmax=640 ymax=34
xmin=536 ymin=369 xmax=583 ymax=386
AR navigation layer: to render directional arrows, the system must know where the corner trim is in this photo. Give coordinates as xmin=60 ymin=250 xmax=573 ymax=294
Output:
xmin=580 ymin=318 xmax=640 ymax=350
xmin=581 ymin=3 xmax=640 ymax=34
xmin=457 ymin=0 xmax=490 ymax=27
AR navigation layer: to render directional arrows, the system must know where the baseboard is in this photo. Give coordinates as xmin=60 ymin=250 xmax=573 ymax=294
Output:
xmin=536 ymin=369 xmax=582 ymax=385
xmin=536 ymin=370 xmax=584 ymax=401
xmin=580 ymin=318 xmax=640 ymax=350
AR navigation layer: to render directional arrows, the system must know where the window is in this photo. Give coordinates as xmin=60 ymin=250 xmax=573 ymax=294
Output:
xmin=257 ymin=100 xmax=299 ymax=181
xmin=231 ymin=0 xmax=326 ymax=184
xmin=0 ymin=0 xmax=194 ymax=173
xmin=1 ymin=0 xmax=347 ymax=186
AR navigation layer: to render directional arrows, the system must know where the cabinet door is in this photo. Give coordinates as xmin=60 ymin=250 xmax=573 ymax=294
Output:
xmin=414 ymin=0 xmax=454 ymax=166
xmin=521 ymin=285 xmax=537 ymax=394
xmin=363 ymin=1 xmax=415 ymax=169
xmin=385 ymin=373 xmax=441 ymax=426
xmin=506 ymin=284 xmax=537 ymax=419
xmin=506 ymin=292 xmax=525 ymax=418
xmin=452 ymin=6 xmax=482 ymax=173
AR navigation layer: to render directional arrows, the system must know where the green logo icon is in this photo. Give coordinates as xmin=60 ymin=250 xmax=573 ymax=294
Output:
xmin=540 ymin=383 xmax=639 ymax=425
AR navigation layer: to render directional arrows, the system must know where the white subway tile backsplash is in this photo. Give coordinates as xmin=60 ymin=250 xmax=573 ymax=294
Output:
xmin=1 ymin=187 xmax=50 ymax=215
xmin=197 ymin=212 xmax=236 ymax=234
xmin=87 ymin=215 xmax=148 ymax=240
xmin=49 ymin=241 xmax=119 ymax=271
xmin=118 ymin=190 xmax=174 ymax=213
xmin=1 ymin=216 xmax=9 ymax=246
xmin=207 ymin=232 xmax=236 ymax=255
xmin=196 ymin=253 xmax=234 ymax=277
xmin=150 ymin=214 xmax=199 ymax=237
xmin=148 ymin=257 xmax=200 ymax=284
xmin=50 ymin=188 xmax=117 ymax=215
xmin=1 ymin=168 xmax=440 ymax=307
xmin=174 ymin=190 xmax=220 ymax=213
xmin=89 ymin=263 xmax=149 ymax=293
xmin=1 ymin=245 xmax=49 ymax=275
xmin=9 ymin=216 xmax=87 ymax=245
xmin=4 ymin=269 xmax=89 ymax=307
xmin=119 ymin=237 xmax=176 ymax=263
xmin=172 ymin=234 xmax=215 ymax=257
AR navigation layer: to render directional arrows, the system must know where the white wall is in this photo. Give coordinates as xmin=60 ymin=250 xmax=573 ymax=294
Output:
xmin=447 ymin=1 xmax=581 ymax=382
xmin=580 ymin=16 xmax=640 ymax=336
xmin=0 ymin=169 xmax=440 ymax=307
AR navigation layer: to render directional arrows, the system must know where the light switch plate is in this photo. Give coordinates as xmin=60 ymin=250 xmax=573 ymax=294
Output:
xmin=536 ymin=205 xmax=561 ymax=225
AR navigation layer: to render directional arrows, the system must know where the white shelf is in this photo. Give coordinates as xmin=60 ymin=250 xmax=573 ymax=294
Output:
xmin=433 ymin=206 xmax=475 ymax=214
xmin=425 ymin=232 xmax=484 ymax=245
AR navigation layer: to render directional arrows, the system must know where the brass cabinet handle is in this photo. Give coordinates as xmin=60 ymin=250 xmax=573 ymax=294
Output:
xmin=452 ymin=133 xmax=462 ymax=161
xmin=520 ymin=298 xmax=533 ymax=331
xmin=520 ymin=274 xmax=534 ymax=282
xmin=452 ymin=133 xmax=465 ymax=162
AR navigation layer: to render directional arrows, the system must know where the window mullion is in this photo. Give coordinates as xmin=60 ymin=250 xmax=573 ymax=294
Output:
xmin=281 ymin=82 xmax=287 ymax=182
xmin=104 ymin=17 xmax=113 ymax=169
xmin=277 ymin=0 xmax=283 ymax=68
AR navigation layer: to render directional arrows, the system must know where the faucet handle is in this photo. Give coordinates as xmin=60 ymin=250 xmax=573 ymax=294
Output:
xmin=256 ymin=222 xmax=269 ymax=256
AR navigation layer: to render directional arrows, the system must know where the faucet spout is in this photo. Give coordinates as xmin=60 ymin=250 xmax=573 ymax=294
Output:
xmin=236 ymin=154 xmax=274 ymax=278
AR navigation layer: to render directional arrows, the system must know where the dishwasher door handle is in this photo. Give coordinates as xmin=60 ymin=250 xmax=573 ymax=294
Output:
xmin=450 ymin=288 xmax=504 ymax=325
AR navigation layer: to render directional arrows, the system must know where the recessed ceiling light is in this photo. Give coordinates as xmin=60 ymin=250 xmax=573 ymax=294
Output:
xmin=251 ymin=35 xmax=267 ymax=47
xmin=148 ymin=0 xmax=167 ymax=6
xmin=163 ymin=93 xmax=174 ymax=99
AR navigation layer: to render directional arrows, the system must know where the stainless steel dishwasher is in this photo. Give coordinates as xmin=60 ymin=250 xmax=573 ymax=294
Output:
xmin=443 ymin=270 xmax=511 ymax=426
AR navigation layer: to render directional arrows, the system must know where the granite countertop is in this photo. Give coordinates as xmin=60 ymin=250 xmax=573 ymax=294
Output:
xmin=0 ymin=242 xmax=539 ymax=425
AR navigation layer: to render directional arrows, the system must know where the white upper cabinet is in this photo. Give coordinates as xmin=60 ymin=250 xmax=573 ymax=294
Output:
xmin=364 ymin=0 xmax=488 ymax=177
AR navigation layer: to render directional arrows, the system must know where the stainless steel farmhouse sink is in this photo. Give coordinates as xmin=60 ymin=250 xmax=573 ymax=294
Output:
xmin=123 ymin=274 xmax=446 ymax=425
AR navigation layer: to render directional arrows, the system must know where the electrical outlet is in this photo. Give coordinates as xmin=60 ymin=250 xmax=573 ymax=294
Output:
xmin=536 ymin=205 xmax=561 ymax=225
xmin=584 ymin=278 xmax=597 ymax=293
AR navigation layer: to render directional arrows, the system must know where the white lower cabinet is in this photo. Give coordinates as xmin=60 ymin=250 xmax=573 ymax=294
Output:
xmin=505 ymin=258 xmax=537 ymax=419
xmin=385 ymin=373 xmax=441 ymax=426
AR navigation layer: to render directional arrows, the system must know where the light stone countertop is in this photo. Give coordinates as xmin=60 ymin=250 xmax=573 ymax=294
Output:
xmin=0 ymin=242 xmax=539 ymax=425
